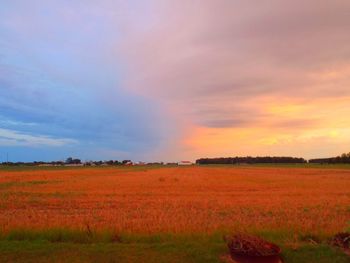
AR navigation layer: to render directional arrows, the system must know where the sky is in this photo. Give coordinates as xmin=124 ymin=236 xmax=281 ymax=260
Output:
xmin=0 ymin=0 xmax=350 ymax=162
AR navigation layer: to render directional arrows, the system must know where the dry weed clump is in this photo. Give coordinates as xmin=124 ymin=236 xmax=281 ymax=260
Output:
xmin=225 ymin=234 xmax=281 ymax=257
xmin=330 ymin=232 xmax=350 ymax=249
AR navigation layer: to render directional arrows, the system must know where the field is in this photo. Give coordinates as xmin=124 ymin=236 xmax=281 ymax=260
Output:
xmin=0 ymin=165 xmax=349 ymax=262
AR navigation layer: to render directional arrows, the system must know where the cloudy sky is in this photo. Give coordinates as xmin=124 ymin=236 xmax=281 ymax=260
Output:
xmin=1 ymin=0 xmax=350 ymax=162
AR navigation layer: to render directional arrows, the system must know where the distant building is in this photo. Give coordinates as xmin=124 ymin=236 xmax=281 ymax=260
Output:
xmin=178 ymin=161 xmax=193 ymax=166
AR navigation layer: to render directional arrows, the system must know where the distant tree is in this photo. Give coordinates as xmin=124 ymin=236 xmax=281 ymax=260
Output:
xmin=65 ymin=157 xmax=81 ymax=164
xmin=94 ymin=161 xmax=103 ymax=166
xmin=106 ymin=160 xmax=114 ymax=165
xmin=72 ymin=159 xmax=81 ymax=164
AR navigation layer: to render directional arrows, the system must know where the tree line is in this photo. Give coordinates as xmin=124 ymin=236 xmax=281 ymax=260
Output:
xmin=196 ymin=156 xmax=307 ymax=165
xmin=309 ymin=152 xmax=350 ymax=164
xmin=0 ymin=158 xmax=133 ymax=166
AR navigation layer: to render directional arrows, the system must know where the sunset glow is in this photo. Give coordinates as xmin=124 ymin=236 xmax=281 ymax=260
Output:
xmin=1 ymin=1 xmax=350 ymax=161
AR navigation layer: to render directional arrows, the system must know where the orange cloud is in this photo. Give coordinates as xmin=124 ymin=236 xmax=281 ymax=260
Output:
xmin=183 ymin=97 xmax=350 ymax=160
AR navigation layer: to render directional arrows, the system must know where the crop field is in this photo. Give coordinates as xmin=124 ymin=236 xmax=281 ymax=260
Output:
xmin=0 ymin=165 xmax=349 ymax=262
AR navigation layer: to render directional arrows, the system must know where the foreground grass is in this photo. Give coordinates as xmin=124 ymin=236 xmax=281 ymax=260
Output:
xmin=0 ymin=230 xmax=348 ymax=263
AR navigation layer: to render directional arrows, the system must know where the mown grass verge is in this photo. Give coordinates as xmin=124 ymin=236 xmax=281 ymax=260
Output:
xmin=0 ymin=229 xmax=348 ymax=263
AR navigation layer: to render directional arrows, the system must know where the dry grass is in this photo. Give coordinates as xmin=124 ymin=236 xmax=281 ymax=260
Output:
xmin=0 ymin=166 xmax=349 ymax=234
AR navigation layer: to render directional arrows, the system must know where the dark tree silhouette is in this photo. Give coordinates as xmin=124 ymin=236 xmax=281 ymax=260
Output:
xmin=196 ymin=156 xmax=306 ymax=165
xmin=309 ymin=152 xmax=350 ymax=164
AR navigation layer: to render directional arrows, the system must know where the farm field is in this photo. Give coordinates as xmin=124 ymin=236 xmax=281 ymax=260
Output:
xmin=0 ymin=165 xmax=349 ymax=262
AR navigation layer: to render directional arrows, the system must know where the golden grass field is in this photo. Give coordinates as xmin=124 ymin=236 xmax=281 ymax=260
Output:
xmin=0 ymin=166 xmax=349 ymax=235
